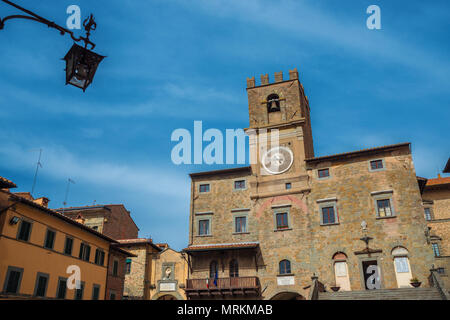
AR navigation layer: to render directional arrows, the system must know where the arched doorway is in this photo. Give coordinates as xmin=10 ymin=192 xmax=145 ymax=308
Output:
xmin=332 ymin=252 xmax=351 ymax=291
xmin=157 ymin=294 xmax=177 ymax=300
xmin=270 ymin=292 xmax=305 ymax=300
xmin=392 ymin=246 xmax=412 ymax=288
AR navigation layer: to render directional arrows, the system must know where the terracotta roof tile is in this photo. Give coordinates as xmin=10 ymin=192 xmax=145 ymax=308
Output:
xmin=426 ymin=176 xmax=450 ymax=186
xmin=117 ymin=238 xmax=153 ymax=244
xmin=116 ymin=238 xmax=162 ymax=251
xmin=3 ymin=190 xmax=118 ymax=243
xmin=0 ymin=176 xmax=17 ymax=189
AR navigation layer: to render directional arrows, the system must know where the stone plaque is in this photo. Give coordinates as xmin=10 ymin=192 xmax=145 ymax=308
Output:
xmin=277 ymin=276 xmax=295 ymax=286
xmin=159 ymin=282 xmax=176 ymax=292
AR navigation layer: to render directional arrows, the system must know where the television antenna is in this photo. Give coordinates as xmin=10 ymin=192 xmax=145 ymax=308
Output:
xmin=61 ymin=178 xmax=75 ymax=214
xmin=30 ymin=148 xmax=43 ymax=196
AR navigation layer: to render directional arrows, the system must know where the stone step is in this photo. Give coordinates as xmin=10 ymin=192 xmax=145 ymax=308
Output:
xmin=319 ymin=287 xmax=443 ymax=300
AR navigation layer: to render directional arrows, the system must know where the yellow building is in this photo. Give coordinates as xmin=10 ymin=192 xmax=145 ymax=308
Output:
xmin=0 ymin=176 xmax=119 ymax=300
xmin=150 ymin=245 xmax=188 ymax=300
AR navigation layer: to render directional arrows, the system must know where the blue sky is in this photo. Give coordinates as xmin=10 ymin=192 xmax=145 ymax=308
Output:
xmin=0 ymin=0 xmax=449 ymax=250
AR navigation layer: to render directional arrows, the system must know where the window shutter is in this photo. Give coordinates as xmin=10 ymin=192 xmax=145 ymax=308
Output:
xmin=79 ymin=243 xmax=84 ymax=259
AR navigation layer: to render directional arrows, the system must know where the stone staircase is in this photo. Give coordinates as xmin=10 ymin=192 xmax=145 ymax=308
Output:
xmin=319 ymin=287 xmax=444 ymax=300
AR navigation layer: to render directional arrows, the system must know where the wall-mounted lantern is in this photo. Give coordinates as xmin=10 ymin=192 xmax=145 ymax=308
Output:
xmin=0 ymin=1 xmax=105 ymax=92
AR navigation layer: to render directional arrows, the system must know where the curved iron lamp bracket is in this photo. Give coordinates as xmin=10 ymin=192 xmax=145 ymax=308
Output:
xmin=0 ymin=0 xmax=96 ymax=49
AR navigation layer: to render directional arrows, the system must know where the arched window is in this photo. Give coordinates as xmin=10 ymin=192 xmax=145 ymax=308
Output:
xmin=279 ymin=259 xmax=291 ymax=274
xmin=209 ymin=261 xmax=218 ymax=278
xmin=229 ymin=259 xmax=239 ymax=278
xmin=267 ymin=94 xmax=280 ymax=113
xmin=392 ymin=246 xmax=412 ymax=288
xmin=332 ymin=252 xmax=351 ymax=291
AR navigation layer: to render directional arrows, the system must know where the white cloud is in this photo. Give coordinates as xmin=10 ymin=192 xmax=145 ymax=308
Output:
xmin=0 ymin=79 xmax=242 ymax=120
xmin=178 ymin=0 xmax=449 ymax=81
xmin=0 ymin=142 xmax=189 ymax=199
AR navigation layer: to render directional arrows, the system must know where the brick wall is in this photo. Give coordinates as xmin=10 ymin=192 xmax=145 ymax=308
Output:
xmin=105 ymin=249 xmax=127 ymax=300
xmin=103 ymin=205 xmax=139 ymax=240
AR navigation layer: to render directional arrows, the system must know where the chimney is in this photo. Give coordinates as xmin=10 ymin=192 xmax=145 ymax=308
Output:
xmin=260 ymin=74 xmax=269 ymax=85
xmin=274 ymin=71 xmax=283 ymax=82
xmin=75 ymin=213 xmax=85 ymax=224
xmin=34 ymin=197 xmax=50 ymax=208
xmin=289 ymin=68 xmax=299 ymax=80
xmin=246 ymin=77 xmax=255 ymax=88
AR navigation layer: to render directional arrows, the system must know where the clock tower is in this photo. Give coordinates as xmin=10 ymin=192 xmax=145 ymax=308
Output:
xmin=244 ymin=68 xmax=314 ymax=199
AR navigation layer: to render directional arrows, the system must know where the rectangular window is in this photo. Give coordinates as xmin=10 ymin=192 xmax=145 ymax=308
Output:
xmin=64 ymin=237 xmax=73 ymax=255
xmin=125 ymin=259 xmax=132 ymax=274
xmin=95 ymin=249 xmax=105 ymax=266
xmin=92 ymin=285 xmax=100 ymax=300
xmin=318 ymin=168 xmax=330 ymax=178
xmin=56 ymin=278 xmax=67 ymax=299
xmin=285 ymin=183 xmax=292 ymax=190
xmin=79 ymin=243 xmax=91 ymax=261
xmin=437 ymin=268 xmax=445 ymax=275
xmin=17 ymin=220 xmax=32 ymax=241
xmin=34 ymin=273 xmax=49 ymax=297
xmin=322 ymin=206 xmax=336 ymax=224
xmin=234 ymin=180 xmax=246 ymax=190
xmin=198 ymin=219 xmax=210 ymax=235
xmin=370 ymin=159 xmax=384 ymax=170
xmin=432 ymin=243 xmax=440 ymax=257
xmin=113 ymin=260 xmax=119 ymax=276
xmin=199 ymin=184 xmax=210 ymax=193
xmin=424 ymin=208 xmax=432 ymax=221
xmin=276 ymin=212 xmax=289 ymax=229
xmin=110 ymin=291 xmax=116 ymax=300
xmin=235 ymin=216 xmax=247 ymax=233
xmin=377 ymin=199 xmax=392 ymax=217
xmin=74 ymin=283 xmax=84 ymax=300
xmin=394 ymin=257 xmax=409 ymax=273
xmin=44 ymin=229 xmax=56 ymax=249
xmin=3 ymin=267 xmax=23 ymax=294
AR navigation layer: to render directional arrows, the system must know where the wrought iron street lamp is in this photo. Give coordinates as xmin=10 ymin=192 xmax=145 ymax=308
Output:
xmin=0 ymin=0 xmax=105 ymax=91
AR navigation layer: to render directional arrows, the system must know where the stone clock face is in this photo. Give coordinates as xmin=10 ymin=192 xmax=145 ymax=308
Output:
xmin=262 ymin=146 xmax=293 ymax=175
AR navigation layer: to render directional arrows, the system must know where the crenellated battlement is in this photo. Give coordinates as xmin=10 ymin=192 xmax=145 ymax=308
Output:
xmin=246 ymin=68 xmax=299 ymax=88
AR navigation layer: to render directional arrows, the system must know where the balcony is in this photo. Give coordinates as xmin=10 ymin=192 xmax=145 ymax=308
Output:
xmin=185 ymin=276 xmax=261 ymax=298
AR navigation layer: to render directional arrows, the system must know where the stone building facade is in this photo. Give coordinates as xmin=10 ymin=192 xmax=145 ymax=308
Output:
xmin=183 ymin=69 xmax=443 ymax=299
xmin=117 ymin=238 xmax=162 ymax=299
xmin=422 ymin=174 xmax=450 ymax=289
